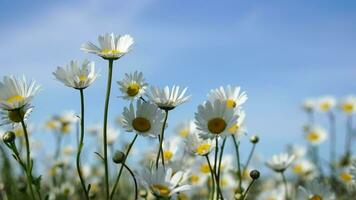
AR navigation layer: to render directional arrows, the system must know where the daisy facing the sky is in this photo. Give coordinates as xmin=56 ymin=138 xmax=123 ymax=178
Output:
xmin=208 ymin=85 xmax=247 ymax=109
xmin=81 ymin=33 xmax=134 ymax=60
xmin=146 ymin=85 xmax=191 ymax=110
xmin=117 ymin=71 xmax=148 ymax=101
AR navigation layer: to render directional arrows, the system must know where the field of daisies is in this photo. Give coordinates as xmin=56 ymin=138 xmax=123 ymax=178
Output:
xmin=0 ymin=33 xmax=355 ymax=200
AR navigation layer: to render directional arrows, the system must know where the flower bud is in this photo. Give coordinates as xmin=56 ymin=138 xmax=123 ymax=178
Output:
xmin=112 ymin=151 xmax=126 ymax=164
xmin=250 ymin=169 xmax=260 ymax=180
xmin=2 ymin=131 xmax=16 ymax=143
xmin=250 ymin=135 xmax=259 ymax=144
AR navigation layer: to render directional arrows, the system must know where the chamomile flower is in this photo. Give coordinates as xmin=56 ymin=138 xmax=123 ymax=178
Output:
xmin=0 ymin=75 xmax=40 ymax=111
xmin=298 ymin=180 xmax=335 ymax=200
xmin=146 ymin=85 xmax=190 ymax=110
xmin=317 ymin=96 xmax=336 ymax=112
xmin=185 ymin=131 xmax=214 ymax=156
xmin=305 ymin=126 xmax=327 ymax=145
xmin=117 ymin=71 xmax=148 ymax=100
xmin=195 ymin=100 xmax=239 ymax=139
xmin=162 ymin=137 xmax=181 ymax=162
xmin=174 ymin=121 xmax=195 ymax=138
xmin=81 ymin=33 xmax=134 ymax=60
xmin=140 ymin=166 xmax=191 ymax=199
xmin=302 ymin=98 xmax=316 ymax=113
xmin=266 ymin=153 xmax=295 ymax=172
xmin=53 ymin=59 xmax=98 ymax=90
xmin=339 ymin=95 xmax=356 ymax=115
xmin=287 ymin=144 xmax=307 ymax=160
xmin=0 ymin=104 xmax=33 ymax=126
xmin=120 ymin=100 xmax=164 ymax=138
xmin=338 ymin=168 xmax=355 ymax=186
xmin=292 ymin=160 xmax=315 ymax=178
xmin=227 ymin=110 xmax=246 ymax=136
xmin=208 ymin=85 xmax=247 ymax=109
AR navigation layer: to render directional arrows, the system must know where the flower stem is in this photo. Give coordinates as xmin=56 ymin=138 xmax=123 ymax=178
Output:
xmin=217 ymin=138 xmax=226 ymax=200
xmin=76 ymin=89 xmax=89 ymax=200
xmin=281 ymin=172 xmax=289 ymax=200
xmin=155 ymin=110 xmax=169 ymax=169
xmin=345 ymin=115 xmax=353 ymax=156
xmin=232 ymin=135 xmax=243 ymax=192
xmin=103 ymin=59 xmax=114 ymax=199
xmin=213 ymin=137 xmax=224 ymax=200
xmin=205 ymin=155 xmax=215 ymax=200
xmin=18 ymin=110 xmax=36 ymax=200
xmin=54 ymin=132 xmax=63 ymax=160
xmin=242 ymin=179 xmax=256 ymax=200
xmin=244 ymin=143 xmax=256 ymax=172
xmin=328 ymin=112 xmax=336 ymax=171
xmin=110 ymin=134 xmax=138 ymax=200
xmin=123 ymin=163 xmax=138 ymax=200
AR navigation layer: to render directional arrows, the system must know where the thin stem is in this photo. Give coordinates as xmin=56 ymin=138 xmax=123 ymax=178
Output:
xmin=244 ymin=143 xmax=256 ymax=172
xmin=345 ymin=115 xmax=353 ymax=156
xmin=328 ymin=112 xmax=336 ymax=172
xmin=123 ymin=164 xmax=138 ymax=200
xmin=213 ymin=137 xmax=223 ymax=200
xmin=205 ymin=155 xmax=215 ymax=200
xmin=281 ymin=172 xmax=289 ymax=200
xmin=217 ymin=138 xmax=226 ymax=200
xmin=232 ymin=135 xmax=243 ymax=192
xmin=54 ymin=132 xmax=62 ymax=160
xmin=242 ymin=179 xmax=256 ymax=200
xmin=103 ymin=59 xmax=114 ymax=199
xmin=155 ymin=110 xmax=169 ymax=169
xmin=76 ymin=89 xmax=89 ymax=200
xmin=19 ymin=110 xmax=36 ymax=200
xmin=110 ymin=134 xmax=138 ymax=200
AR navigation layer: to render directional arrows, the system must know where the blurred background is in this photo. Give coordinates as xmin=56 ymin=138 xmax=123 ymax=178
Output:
xmin=1 ymin=0 xmax=356 ymax=164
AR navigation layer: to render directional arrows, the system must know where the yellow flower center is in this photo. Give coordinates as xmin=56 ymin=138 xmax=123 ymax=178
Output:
xmin=126 ymin=83 xmax=140 ymax=97
xmin=163 ymin=151 xmax=173 ymax=161
xmin=226 ymin=99 xmax=236 ymax=108
xmin=46 ymin=120 xmax=58 ymax=129
xmin=309 ymin=195 xmax=322 ymax=200
xmin=320 ymin=102 xmax=331 ymax=111
xmin=14 ymin=128 xmax=24 ymax=137
xmin=293 ymin=164 xmax=303 ymax=174
xmin=220 ymin=178 xmax=228 ymax=187
xmin=101 ymin=49 xmax=121 ymax=55
xmin=8 ymin=109 xmax=25 ymax=123
xmin=306 ymin=131 xmax=320 ymax=142
xmin=190 ymin=175 xmax=200 ymax=184
xmin=151 ymin=184 xmax=170 ymax=196
xmin=196 ymin=143 xmax=211 ymax=155
xmin=207 ymin=118 xmax=227 ymax=134
xmin=61 ymin=124 xmax=71 ymax=134
xmin=78 ymin=75 xmax=88 ymax=81
xmin=342 ymin=103 xmax=354 ymax=113
xmin=228 ymin=124 xmax=240 ymax=134
xmin=132 ymin=117 xmax=151 ymax=132
xmin=179 ymin=128 xmax=189 ymax=137
xmin=340 ymin=172 xmax=353 ymax=183
xmin=200 ymin=163 xmax=211 ymax=174
xmin=6 ymin=95 xmax=24 ymax=104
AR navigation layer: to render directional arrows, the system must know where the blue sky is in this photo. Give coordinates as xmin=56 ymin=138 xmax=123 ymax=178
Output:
xmin=1 ymin=0 xmax=356 ymax=165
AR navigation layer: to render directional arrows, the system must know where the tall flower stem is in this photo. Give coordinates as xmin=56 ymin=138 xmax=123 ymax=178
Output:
xmin=123 ymin=163 xmax=138 ymax=200
xmin=110 ymin=134 xmax=138 ymax=200
xmin=328 ymin=112 xmax=336 ymax=170
xmin=232 ymin=135 xmax=243 ymax=192
xmin=18 ymin=110 xmax=36 ymax=200
xmin=155 ymin=110 xmax=169 ymax=169
xmin=103 ymin=59 xmax=114 ymax=199
xmin=244 ymin=143 xmax=256 ymax=173
xmin=76 ymin=89 xmax=89 ymax=200
xmin=217 ymin=138 xmax=226 ymax=200
xmin=54 ymin=132 xmax=63 ymax=160
xmin=213 ymin=137 xmax=224 ymax=200
xmin=281 ymin=172 xmax=289 ymax=200
xmin=205 ymin=155 xmax=216 ymax=200
xmin=345 ymin=115 xmax=353 ymax=156
xmin=242 ymin=179 xmax=256 ymax=200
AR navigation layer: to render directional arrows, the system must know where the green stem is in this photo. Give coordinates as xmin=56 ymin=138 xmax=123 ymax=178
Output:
xmin=217 ymin=138 xmax=226 ymax=200
xmin=213 ymin=137 xmax=223 ymax=200
xmin=155 ymin=110 xmax=169 ymax=169
xmin=18 ymin=110 xmax=36 ymax=200
xmin=123 ymin=164 xmax=138 ymax=200
xmin=103 ymin=59 xmax=114 ymax=199
xmin=328 ymin=112 xmax=336 ymax=173
xmin=54 ymin=132 xmax=62 ymax=160
xmin=110 ymin=134 xmax=138 ymax=200
xmin=242 ymin=179 xmax=255 ymax=200
xmin=205 ymin=155 xmax=215 ymax=200
xmin=345 ymin=115 xmax=353 ymax=156
xmin=281 ymin=172 xmax=289 ymax=200
xmin=244 ymin=143 xmax=256 ymax=172
xmin=232 ymin=135 xmax=243 ymax=192
xmin=76 ymin=89 xmax=89 ymax=200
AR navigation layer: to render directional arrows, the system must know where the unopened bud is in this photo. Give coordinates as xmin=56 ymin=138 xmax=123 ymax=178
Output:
xmin=112 ymin=151 xmax=126 ymax=164
xmin=2 ymin=131 xmax=16 ymax=143
xmin=250 ymin=135 xmax=259 ymax=144
xmin=250 ymin=169 xmax=260 ymax=180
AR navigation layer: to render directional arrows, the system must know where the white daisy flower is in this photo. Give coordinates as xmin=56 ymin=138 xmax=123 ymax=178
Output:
xmin=117 ymin=71 xmax=148 ymax=100
xmin=287 ymin=144 xmax=307 ymax=160
xmin=305 ymin=126 xmax=327 ymax=145
xmin=338 ymin=167 xmax=355 ymax=187
xmin=162 ymin=137 xmax=181 ymax=162
xmin=266 ymin=153 xmax=295 ymax=172
xmin=53 ymin=59 xmax=98 ymax=90
xmin=227 ymin=109 xmax=246 ymax=136
xmin=81 ymin=33 xmax=134 ymax=60
xmin=140 ymin=166 xmax=191 ymax=199
xmin=207 ymin=85 xmax=247 ymax=109
xmin=0 ymin=75 xmax=40 ymax=111
xmin=185 ymin=130 xmax=214 ymax=156
xmin=120 ymin=100 xmax=164 ymax=138
xmin=292 ymin=160 xmax=315 ymax=177
xmin=174 ymin=120 xmax=195 ymax=138
xmin=195 ymin=100 xmax=239 ymax=139
xmin=0 ymin=104 xmax=33 ymax=126
xmin=302 ymin=98 xmax=316 ymax=113
xmin=146 ymin=85 xmax=190 ymax=110
xmin=317 ymin=96 xmax=336 ymax=112
xmin=339 ymin=95 xmax=356 ymax=115
xmin=298 ymin=180 xmax=335 ymax=200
